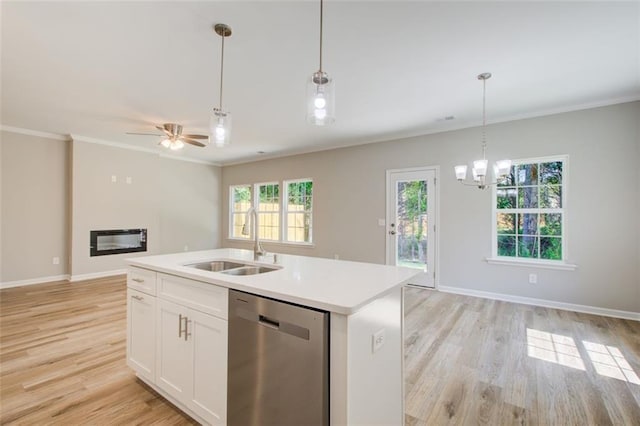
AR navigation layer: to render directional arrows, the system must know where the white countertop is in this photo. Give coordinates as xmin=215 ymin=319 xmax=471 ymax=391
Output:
xmin=126 ymin=248 xmax=419 ymax=315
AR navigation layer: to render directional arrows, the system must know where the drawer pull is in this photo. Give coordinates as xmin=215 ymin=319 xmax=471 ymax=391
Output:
xmin=131 ymin=278 xmax=145 ymax=283
xmin=132 ymin=295 xmax=144 ymax=301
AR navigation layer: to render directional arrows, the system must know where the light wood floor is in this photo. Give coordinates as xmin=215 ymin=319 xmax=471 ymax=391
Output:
xmin=404 ymin=287 xmax=640 ymax=425
xmin=1 ymin=277 xmax=638 ymax=425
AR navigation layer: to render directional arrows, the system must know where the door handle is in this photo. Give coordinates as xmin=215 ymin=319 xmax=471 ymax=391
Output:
xmin=388 ymin=230 xmax=396 ymax=235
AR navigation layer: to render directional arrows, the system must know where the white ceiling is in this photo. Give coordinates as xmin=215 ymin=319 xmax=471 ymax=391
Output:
xmin=2 ymin=1 xmax=639 ymax=165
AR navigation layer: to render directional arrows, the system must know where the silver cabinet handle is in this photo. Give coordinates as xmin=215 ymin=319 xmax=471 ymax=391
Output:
xmin=132 ymin=295 xmax=144 ymax=301
xmin=132 ymin=278 xmax=144 ymax=283
xmin=178 ymin=314 xmax=184 ymax=338
xmin=185 ymin=318 xmax=191 ymax=341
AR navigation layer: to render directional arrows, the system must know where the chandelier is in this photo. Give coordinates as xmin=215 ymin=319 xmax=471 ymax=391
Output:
xmin=454 ymin=73 xmax=511 ymax=189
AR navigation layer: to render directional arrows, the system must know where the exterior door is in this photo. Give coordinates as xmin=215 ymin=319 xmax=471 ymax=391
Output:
xmin=386 ymin=168 xmax=437 ymax=288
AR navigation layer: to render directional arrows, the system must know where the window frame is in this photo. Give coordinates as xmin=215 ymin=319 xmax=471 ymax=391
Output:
xmin=229 ymin=184 xmax=253 ymax=240
xmin=227 ymin=178 xmax=314 ymax=247
xmin=283 ymin=178 xmax=314 ymax=245
xmin=488 ymin=155 xmax=576 ymax=270
xmin=254 ymin=181 xmax=281 ymax=242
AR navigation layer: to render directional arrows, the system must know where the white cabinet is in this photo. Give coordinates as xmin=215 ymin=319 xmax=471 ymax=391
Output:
xmin=127 ymin=288 xmax=156 ymax=382
xmin=156 ymin=298 xmax=228 ymax=426
xmin=127 ymin=267 xmax=228 ymax=425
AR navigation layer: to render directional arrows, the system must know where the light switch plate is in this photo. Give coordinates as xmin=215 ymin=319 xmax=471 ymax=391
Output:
xmin=372 ymin=328 xmax=385 ymax=353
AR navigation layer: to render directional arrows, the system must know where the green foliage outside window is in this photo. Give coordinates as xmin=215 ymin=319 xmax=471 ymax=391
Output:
xmin=496 ymin=160 xmax=564 ymax=261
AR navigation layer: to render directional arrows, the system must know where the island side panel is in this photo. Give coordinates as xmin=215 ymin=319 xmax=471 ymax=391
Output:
xmin=330 ymin=313 xmax=349 ymax=425
xmin=347 ymin=287 xmax=404 ymax=425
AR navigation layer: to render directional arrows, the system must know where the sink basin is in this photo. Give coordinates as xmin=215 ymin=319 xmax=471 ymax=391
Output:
xmin=221 ymin=266 xmax=278 ymax=276
xmin=186 ymin=261 xmax=245 ymax=272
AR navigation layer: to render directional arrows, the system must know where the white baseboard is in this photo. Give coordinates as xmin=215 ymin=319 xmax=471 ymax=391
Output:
xmin=69 ymin=269 xmax=127 ymax=282
xmin=438 ymin=285 xmax=639 ymax=321
xmin=0 ymin=274 xmax=71 ymax=289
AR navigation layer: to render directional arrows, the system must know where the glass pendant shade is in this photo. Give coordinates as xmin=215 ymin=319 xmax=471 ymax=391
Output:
xmin=210 ymin=109 xmax=232 ymax=147
xmin=473 ymin=159 xmax=488 ymax=177
xmin=495 ymin=159 xmax=512 ymax=178
xmin=307 ymin=71 xmax=335 ymax=125
xmin=455 ymin=165 xmax=467 ymax=180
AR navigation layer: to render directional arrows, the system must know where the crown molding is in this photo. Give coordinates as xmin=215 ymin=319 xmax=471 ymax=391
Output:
xmin=70 ymin=134 xmax=221 ymax=166
xmin=0 ymin=125 xmax=70 ymax=141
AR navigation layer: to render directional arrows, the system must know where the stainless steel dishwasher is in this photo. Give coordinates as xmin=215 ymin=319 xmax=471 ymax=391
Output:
xmin=227 ymin=289 xmax=329 ymax=426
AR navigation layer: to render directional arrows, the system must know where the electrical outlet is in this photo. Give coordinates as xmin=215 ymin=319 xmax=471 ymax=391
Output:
xmin=529 ymin=273 xmax=537 ymax=284
xmin=184 ymin=245 xmax=189 ymax=252
xmin=126 ymin=176 xmax=132 ymax=184
xmin=111 ymin=175 xmax=117 ymax=183
xmin=372 ymin=329 xmax=385 ymax=353
xmin=52 ymin=257 xmax=60 ymax=265
xmin=334 ymin=254 xmax=339 ymax=260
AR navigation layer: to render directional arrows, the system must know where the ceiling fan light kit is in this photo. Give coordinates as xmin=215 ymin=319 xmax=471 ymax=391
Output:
xmin=454 ymin=72 xmax=511 ymax=189
xmin=307 ymin=0 xmax=335 ymax=126
xmin=210 ymin=23 xmax=232 ymax=147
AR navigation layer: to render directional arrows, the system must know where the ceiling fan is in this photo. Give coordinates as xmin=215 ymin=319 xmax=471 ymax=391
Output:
xmin=127 ymin=123 xmax=209 ymax=150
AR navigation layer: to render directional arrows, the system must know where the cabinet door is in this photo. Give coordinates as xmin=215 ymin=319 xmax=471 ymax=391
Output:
xmin=189 ymin=309 xmax=228 ymax=426
xmin=156 ymin=299 xmax=193 ymax=401
xmin=127 ymin=289 xmax=156 ymax=382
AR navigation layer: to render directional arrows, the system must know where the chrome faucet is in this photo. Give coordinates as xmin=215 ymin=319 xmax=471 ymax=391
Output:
xmin=243 ymin=207 xmax=266 ymax=259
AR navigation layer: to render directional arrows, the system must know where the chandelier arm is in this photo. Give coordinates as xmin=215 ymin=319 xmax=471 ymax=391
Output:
xmin=482 ymin=75 xmax=487 ymax=159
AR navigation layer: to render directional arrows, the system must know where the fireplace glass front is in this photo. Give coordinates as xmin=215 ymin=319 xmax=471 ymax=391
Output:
xmin=90 ymin=229 xmax=147 ymax=257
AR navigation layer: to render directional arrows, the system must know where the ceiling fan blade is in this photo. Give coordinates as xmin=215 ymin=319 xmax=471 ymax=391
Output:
xmin=182 ymin=134 xmax=208 ymax=139
xmin=126 ymin=132 xmax=162 ymax=136
xmin=156 ymin=125 xmax=173 ymax=136
xmin=182 ymin=138 xmax=206 ymax=147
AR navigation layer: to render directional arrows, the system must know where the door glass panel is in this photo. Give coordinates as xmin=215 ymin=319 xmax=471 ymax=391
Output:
xmin=396 ymin=180 xmax=428 ymax=271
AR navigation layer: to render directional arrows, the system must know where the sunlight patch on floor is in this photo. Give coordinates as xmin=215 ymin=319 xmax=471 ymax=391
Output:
xmin=583 ymin=341 xmax=640 ymax=385
xmin=526 ymin=328 xmax=585 ymax=370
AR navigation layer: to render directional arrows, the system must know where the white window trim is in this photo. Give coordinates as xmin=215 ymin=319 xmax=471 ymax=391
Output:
xmin=283 ymin=178 xmax=313 ymax=244
xmin=254 ymin=181 xmax=281 ymax=242
xmin=489 ymin=154 xmax=576 ymax=270
xmin=227 ymin=178 xmax=314 ymax=247
xmin=229 ymin=183 xmax=252 ymax=240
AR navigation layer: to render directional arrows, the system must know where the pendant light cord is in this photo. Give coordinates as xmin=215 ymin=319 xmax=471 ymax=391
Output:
xmin=219 ymin=31 xmax=225 ymax=110
xmin=481 ymin=76 xmax=487 ymax=160
xmin=319 ymin=0 xmax=323 ymax=72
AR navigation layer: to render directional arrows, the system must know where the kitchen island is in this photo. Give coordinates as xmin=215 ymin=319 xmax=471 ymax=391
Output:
xmin=126 ymin=248 xmax=417 ymax=425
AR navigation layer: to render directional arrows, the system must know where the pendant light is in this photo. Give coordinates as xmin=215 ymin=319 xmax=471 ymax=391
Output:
xmin=454 ymin=73 xmax=511 ymax=189
xmin=307 ymin=0 xmax=335 ymax=125
xmin=210 ymin=23 xmax=232 ymax=147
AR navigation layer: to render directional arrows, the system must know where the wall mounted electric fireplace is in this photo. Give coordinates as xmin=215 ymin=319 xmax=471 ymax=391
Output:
xmin=90 ymin=229 xmax=147 ymax=257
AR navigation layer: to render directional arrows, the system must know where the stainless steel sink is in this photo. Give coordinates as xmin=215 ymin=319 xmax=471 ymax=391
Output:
xmin=186 ymin=260 xmax=245 ymax=272
xmin=221 ymin=266 xmax=278 ymax=276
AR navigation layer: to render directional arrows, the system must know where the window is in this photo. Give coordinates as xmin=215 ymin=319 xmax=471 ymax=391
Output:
xmin=257 ymin=182 xmax=280 ymax=241
xmin=228 ymin=179 xmax=313 ymax=245
xmin=285 ymin=180 xmax=313 ymax=243
xmin=230 ymin=185 xmax=252 ymax=239
xmin=493 ymin=156 xmax=566 ymax=263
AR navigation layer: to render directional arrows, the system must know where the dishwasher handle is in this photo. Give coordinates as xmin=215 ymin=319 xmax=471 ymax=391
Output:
xmin=235 ymin=307 xmax=311 ymax=341
xmin=258 ymin=315 xmax=280 ymax=329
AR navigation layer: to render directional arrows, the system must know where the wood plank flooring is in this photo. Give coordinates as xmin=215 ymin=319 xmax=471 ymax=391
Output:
xmin=1 ymin=277 xmax=638 ymax=425
xmin=404 ymin=287 xmax=640 ymax=425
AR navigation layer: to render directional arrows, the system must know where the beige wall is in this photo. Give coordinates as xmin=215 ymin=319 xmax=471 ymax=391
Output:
xmin=157 ymin=157 xmax=222 ymax=254
xmin=70 ymin=140 xmax=222 ymax=277
xmin=0 ymin=131 xmax=70 ymax=282
xmin=0 ymin=133 xmax=221 ymax=284
xmin=223 ymin=102 xmax=640 ymax=313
